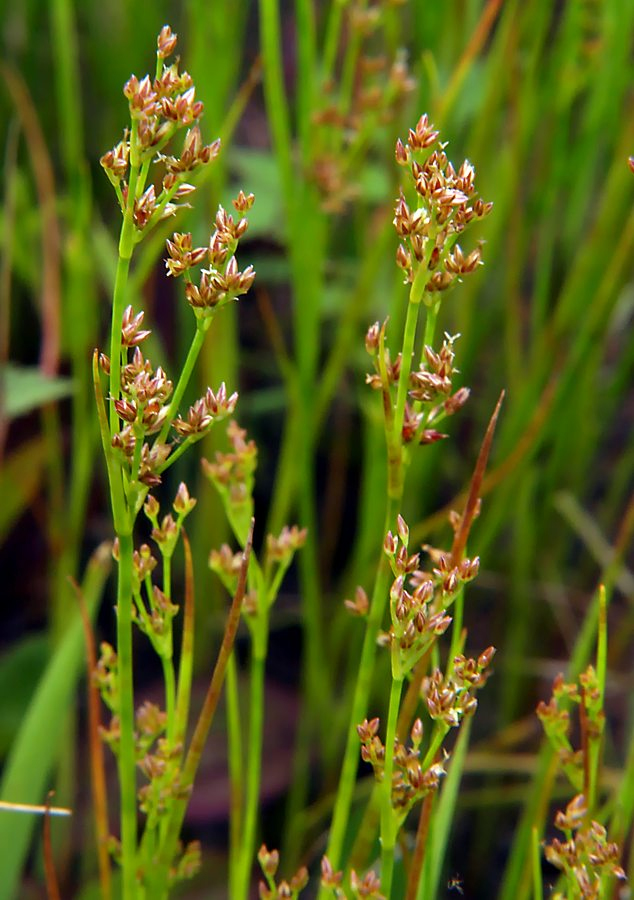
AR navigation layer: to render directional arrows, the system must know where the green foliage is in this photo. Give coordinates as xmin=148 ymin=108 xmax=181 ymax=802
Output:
xmin=1 ymin=1 xmax=633 ymax=898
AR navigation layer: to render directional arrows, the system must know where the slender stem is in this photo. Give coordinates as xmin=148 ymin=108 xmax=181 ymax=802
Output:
xmin=421 ymin=722 xmax=450 ymax=772
xmin=446 ymin=590 xmax=464 ymax=673
xmin=153 ymin=523 xmax=253 ymax=887
xmin=294 ymin=0 xmax=316 ymax=158
xmin=157 ymin=318 xmax=211 ymax=445
xmin=109 ymin=131 xmax=140 ymax=436
xmin=105 ymin=122 xmax=144 ymax=900
xmin=380 ymin=675 xmax=404 ymax=897
xmin=390 ymin=274 xmax=430 ymax=498
xmin=115 ymin=530 xmax=138 ymax=900
xmin=73 ymin=577 xmax=112 ymax=900
xmin=322 ymin=2 xmax=344 ymax=82
xmin=258 ymin=0 xmax=294 ymax=195
xmin=320 ymin=276 xmax=437 ymax=886
xmin=406 ymin=791 xmax=434 ymax=900
xmin=161 ymin=656 xmax=176 ymax=743
xmin=174 ymin=531 xmax=195 ymax=748
xmin=531 ymin=826 xmax=543 ymax=900
xmin=422 ymin=298 xmax=440 ymax=354
xmin=320 ymin=495 xmax=398 ymax=880
xmin=235 ymin=642 xmax=267 ymax=900
xmin=226 ymin=652 xmax=243 ymax=897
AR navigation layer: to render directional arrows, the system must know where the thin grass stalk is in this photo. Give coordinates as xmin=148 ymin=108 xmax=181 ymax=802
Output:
xmin=499 ymin=581 xmax=608 ymax=900
xmin=405 ymin=789 xmax=433 ymax=900
xmin=322 ymin=256 xmax=442 ymax=881
xmin=104 ymin=106 xmax=144 ymax=900
xmin=72 ymin=577 xmax=112 ymax=900
xmin=419 ymin=717 xmax=473 ymax=899
xmin=42 ymin=798 xmax=61 ymax=900
xmin=226 ymin=652 xmax=243 ymax=896
xmin=294 ymin=0 xmax=316 ymax=157
xmin=321 ymin=496 xmax=398 ymax=880
xmin=174 ymin=531 xmax=195 ymax=748
xmin=0 ymin=119 xmax=19 ymax=461
xmin=531 ymin=825 xmax=543 ymax=900
xmin=235 ymin=646 xmax=267 ymax=900
xmin=435 ymin=0 xmax=505 ymax=125
xmin=380 ymin=675 xmax=404 ymax=895
xmin=114 ymin=530 xmax=137 ymax=900
xmin=259 ymin=0 xmax=332 ymax=865
xmin=322 ymin=1 xmax=344 ymax=82
xmin=1 ymin=66 xmax=61 ymax=378
xmin=151 ymin=520 xmax=253 ymax=893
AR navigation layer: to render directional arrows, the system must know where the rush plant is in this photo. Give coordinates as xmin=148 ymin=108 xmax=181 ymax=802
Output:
xmin=3 ymin=5 xmax=634 ymax=900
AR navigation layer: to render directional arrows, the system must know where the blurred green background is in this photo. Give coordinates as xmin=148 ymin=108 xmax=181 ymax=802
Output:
xmin=1 ymin=0 xmax=633 ymax=896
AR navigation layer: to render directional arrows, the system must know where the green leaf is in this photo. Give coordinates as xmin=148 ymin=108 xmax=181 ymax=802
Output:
xmin=0 ymin=543 xmax=111 ymax=900
xmin=2 ymin=365 xmax=74 ymax=419
xmin=0 ymin=635 xmax=48 ymax=757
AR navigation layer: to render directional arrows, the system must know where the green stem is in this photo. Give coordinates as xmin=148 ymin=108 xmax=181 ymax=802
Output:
xmin=162 ymin=655 xmax=176 ymax=744
xmin=115 ymin=530 xmax=138 ymax=900
xmin=446 ymin=588 xmax=464 ymax=675
xmin=320 ymin=495 xmax=398 ymax=881
xmin=157 ymin=318 xmax=211 ymax=446
xmin=380 ymin=675 xmax=404 ymax=897
xmin=235 ymin=636 xmax=267 ymax=900
xmin=421 ymin=722 xmax=450 ymax=771
xmin=390 ymin=273 xmax=430 ymax=498
xmin=422 ymin=298 xmax=440 ymax=355
xmin=531 ymin=826 xmax=542 ymax=900
xmin=322 ymin=1 xmax=345 ymax=82
xmin=109 ymin=134 xmax=141 ymax=437
xmin=105 ymin=126 xmax=145 ymax=900
xmin=226 ymin=652 xmax=243 ymax=897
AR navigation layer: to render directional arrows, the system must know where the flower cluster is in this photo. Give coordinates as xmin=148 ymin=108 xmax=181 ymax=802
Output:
xmin=102 ymin=307 xmax=240 ymax=492
xmin=394 ymin=114 xmax=492 ymax=292
xmin=321 ymin=855 xmax=384 ymax=900
xmin=309 ymin=6 xmax=415 ymax=211
xmin=357 ymin=716 xmax=445 ymax=821
xmin=167 ymin=193 xmax=256 ymax=317
xmin=421 ymin=647 xmax=495 ymax=728
xmin=545 ymin=795 xmax=626 ymax=898
xmin=537 ymin=667 xmax=604 ymax=792
xmin=172 ymin=384 xmax=238 ymax=438
xmin=379 ymin=515 xmax=479 ymax=676
xmin=100 ymin=26 xmax=219 ymax=231
xmin=202 ymin=420 xmax=258 ymax=522
xmin=257 ymin=845 xmax=309 ymax=900
xmin=365 ymin=329 xmax=470 ymax=444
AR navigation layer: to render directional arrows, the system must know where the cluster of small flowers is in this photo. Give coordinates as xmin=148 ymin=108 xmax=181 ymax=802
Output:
xmin=266 ymin=525 xmax=309 ymax=565
xmin=100 ymin=26 xmax=219 ymax=230
xmin=309 ymin=6 xmax=415 ymax=211
xmin=102 ymin=308 xmax=238 ymax=487
xmin=258 ymin=845 xmax=309 ymax=900
xmin=202 ymin=420 xmax=258 ymax=508
xmin=421 ymin=647 xmax=495 ymax=728
xmin=537 ymin=667 xmax=604 ymax=786
xmin=357 ymin=716 xmax=445 ymax=817
xmin=173 ymin=384 xmax=238 ymax=438
xmin=137 ymin=735 xmax=188 ymax=816
xmin=379 ymin=515 xmax=479 ymax=672
xmin=133 ymin=699 xmax=201 ymax=886
xmin=365 ymin=327 xmax=470 ymax=444
xmin=393 ymin=114 xmax=492 ymax=291
xmin=545 ymin=795 xmax=625 ymax=897
xmin=321 ymin=855 xmax=384 ymax=899
xmin=166 ymin=192 xmax=256 ymax=316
